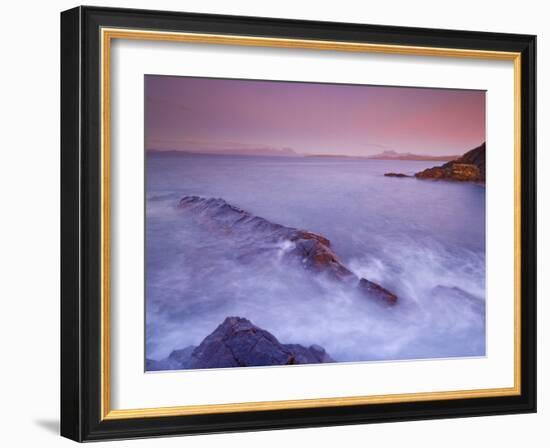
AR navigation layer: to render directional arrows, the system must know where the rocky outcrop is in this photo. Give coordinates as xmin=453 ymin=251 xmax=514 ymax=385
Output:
xmin=146 ymin=317 xmax=334 ymax=371
xmin=178 ymin=196 xmax=397 ymax=305
xmin=414 ymin=143 xmax=485 ymax=182
xmin=383 ymin=143 xmax=485 ymax=182
xmin=384 ymin=172 xmax=411 ymax=178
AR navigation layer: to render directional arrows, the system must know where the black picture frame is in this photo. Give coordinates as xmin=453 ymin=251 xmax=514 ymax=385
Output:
xmin=61 ymin=5 xmax=536 ymax=442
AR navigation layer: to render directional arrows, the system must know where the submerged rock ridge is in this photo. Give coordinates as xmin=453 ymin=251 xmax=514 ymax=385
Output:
xmin=383 ymin=143 xmax=486 ymax=182
xmin=415 ymin=143 xmax=486 ymax=182
xmin=146 ymin=316 xmax=334 ymax=371
xmin=178 ymin=196 xmax=397 ymax=305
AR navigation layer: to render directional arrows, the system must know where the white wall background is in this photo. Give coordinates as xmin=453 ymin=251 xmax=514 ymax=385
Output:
xmin=0 ymin=0 xmax=546 ymax=446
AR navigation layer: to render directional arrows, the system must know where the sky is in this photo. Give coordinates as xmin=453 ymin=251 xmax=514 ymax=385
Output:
xmin=145 ymin=75 xmax=485 ymax=157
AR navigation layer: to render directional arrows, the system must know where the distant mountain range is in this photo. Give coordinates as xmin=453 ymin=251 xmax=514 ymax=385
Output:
xmin=148 ymin=148 xmax=458 ymax=160
xmin=147 ymin=147 xmax=299 ymax=157
xmin=366 ymin=150 xmax=458 ymax=161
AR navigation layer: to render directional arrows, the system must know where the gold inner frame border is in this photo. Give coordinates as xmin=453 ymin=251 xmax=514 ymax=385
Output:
xmin=99 ymin=27 xmax=522 ymax=421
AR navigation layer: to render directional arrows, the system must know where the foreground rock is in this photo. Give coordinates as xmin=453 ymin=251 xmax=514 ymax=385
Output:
xmin=146 ymin=317 xmax=334 ymax=371
xmin=414 ymin=143 xmax=485 ymax=182
xmin=178 ymin=196 xmax=397 ymax=305
xmin=383 ymin=143 xmax=485 ymax=182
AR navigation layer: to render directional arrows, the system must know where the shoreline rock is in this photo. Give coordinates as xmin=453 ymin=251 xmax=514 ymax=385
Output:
xmin=415 ymin=143 xmax=486 ymax=182
xmin=384 ymin=143 xmax=486 ymax=183
xmin=146 ymin=316 xmax=334 ymax=371
xmin=178 ymin=196 xmax=397 ymax=306
xmin=384 ymin=172 xmax=411 ymax=178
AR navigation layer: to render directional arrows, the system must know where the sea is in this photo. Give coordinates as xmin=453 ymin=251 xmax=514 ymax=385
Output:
xmin=145 ymin=152 xmax=486 ymax=364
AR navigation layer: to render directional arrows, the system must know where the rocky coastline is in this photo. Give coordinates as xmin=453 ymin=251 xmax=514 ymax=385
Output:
xmin=384 ymin=143 xmax=486 ymax=183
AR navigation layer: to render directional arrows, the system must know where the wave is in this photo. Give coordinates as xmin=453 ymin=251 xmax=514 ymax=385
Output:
xmin=146 ymin=195 xmax=485 ymax=364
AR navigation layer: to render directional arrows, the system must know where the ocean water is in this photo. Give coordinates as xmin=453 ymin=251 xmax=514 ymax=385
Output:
xmin=145 ymin=152 xmax=486 ymax=364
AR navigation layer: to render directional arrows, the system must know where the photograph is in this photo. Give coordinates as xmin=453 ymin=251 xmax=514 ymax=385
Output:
xmin=57 ymin=4 xmax=537 ymax=442
xmin=144 ymin=75 xmax=487 ymax=371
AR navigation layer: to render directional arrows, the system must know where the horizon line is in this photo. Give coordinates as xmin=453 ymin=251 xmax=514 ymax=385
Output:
xmin=145 ymin=143 xmax=485 ymax=159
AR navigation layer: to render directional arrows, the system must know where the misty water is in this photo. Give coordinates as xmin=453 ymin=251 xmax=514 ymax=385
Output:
xmin=145 ymin=152 xmax=486 ymax=365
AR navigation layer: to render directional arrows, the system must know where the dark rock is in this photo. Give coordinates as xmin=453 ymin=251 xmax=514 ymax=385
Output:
xmin=359 ymin=278 xmax=398 ymax=305
xmin=414 ymin=143 xmax=485 ymax=182
xmin=284 ymin=343 xmax=333 ymax=364
xmin=147 ymin=317 xmax=335 ymax=371
xmin=178 ymin=196 xmax=397 ymax=306
xmin=384 ymin=172 xmax=411 ymax=178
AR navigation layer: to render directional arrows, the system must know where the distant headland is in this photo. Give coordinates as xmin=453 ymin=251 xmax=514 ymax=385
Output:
xmin=384 ymin=143 xmax=486 ymax=183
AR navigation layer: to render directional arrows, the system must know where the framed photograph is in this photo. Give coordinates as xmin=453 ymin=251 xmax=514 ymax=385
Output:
xmin=60 ymin=6 xmax=536 ymax=442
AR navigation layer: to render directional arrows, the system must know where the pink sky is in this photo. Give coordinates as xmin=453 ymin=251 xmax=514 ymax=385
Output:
xmin=145 ymin=75 xmax=485 ymax=157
